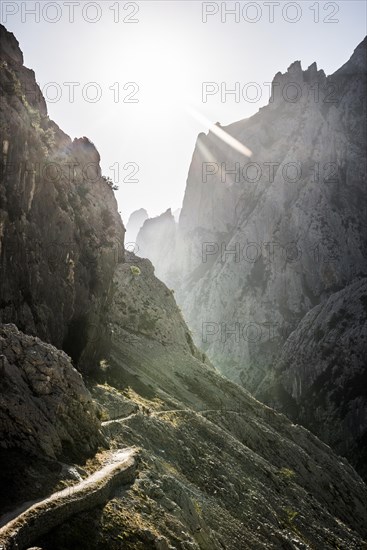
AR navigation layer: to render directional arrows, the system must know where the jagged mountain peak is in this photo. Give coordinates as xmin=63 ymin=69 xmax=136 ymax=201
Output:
xmin=286 ymin=59 xmax=302 ymax=73
xmin=125 ymin=208 xmax=149 ymax=244
xmin=0 ymin=24 xmax=23 ymax=65
xmin=129 ymin=207 xmax=148 ymax=217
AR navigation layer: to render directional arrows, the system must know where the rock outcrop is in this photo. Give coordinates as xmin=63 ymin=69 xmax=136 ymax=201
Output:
xmin=0 ymin=322 xmax=107 ymax=511
xmin=138 ymin=38 xmax=367 ymax=479
xmin=0 ymin=324 xmax=104 ymax=460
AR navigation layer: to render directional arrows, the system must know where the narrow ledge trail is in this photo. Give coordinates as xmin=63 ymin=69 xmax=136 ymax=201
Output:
xmin=0 ymin=448 xmax=138 ymax=550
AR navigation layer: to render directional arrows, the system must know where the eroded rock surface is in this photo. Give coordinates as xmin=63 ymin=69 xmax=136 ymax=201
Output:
xmin=137 ymin=209 xmax=178 ymax=285
xmin=258 ymin=277 xmax=367 ymax=480
xmin=0 ymin=24 xmax=124 ymax=364
xmin=0 ymin=324 xmax=104 ymax=460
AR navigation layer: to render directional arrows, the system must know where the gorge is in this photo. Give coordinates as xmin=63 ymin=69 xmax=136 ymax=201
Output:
xmin=0 ymin=22 xmax=366 ymax=550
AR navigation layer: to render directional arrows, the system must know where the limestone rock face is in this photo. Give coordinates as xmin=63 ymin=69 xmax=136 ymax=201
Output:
xmin=0 ymin=26 xmax=47 ymax=116
xmin=258 ymin=277 xmax=367 ymax=480
xmin=136 ymin=209 xmax=177 ymax=284
xmin=138 ymin=38 xmax=367 ymax=479
xmin=0 ymin=24 xmax=125 ymax=365
xmin=125 ymin=208 xmax=148 ymax=245
xmin=0 ymin=324 xmax=104 ymax=460
xmin=176 ymin=37 xmax=367 ymax=389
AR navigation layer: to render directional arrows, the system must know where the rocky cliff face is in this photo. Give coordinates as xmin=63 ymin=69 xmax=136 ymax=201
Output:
xmin=0 ymin=24 xmax=125 ymax=366
xmin=258 ymin=277 xmax=367 ymax=480
xmin=180 ymin=37 xmax=366 ymax=388
xmin=137 ymin=208 xmax=178 ymax=284
xmin=0 ymin=22 xmax=120 ymax=516
xmin=1 ymin=24 xmax=367 ymax=550
xmin=0 ymin=323 xmax=105 ymax=514
xmin=125 ymin=208 xmax=148 ymax=245
xmin=138 ymin=38 xmax=367 ymax=479
xmin=0 ymin=324 xmax=104 ymax=460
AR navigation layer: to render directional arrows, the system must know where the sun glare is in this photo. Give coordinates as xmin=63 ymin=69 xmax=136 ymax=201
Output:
xmin=187 ymin=106 xmax=253 ymax=158
xmin=125 ymin=34 xmax=192 ymax=113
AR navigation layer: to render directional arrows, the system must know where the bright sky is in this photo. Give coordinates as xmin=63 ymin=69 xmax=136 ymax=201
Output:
xmin=2 ymin=1 xmax=366 ymax=221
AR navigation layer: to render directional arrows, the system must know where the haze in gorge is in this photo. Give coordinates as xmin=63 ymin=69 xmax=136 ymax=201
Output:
xmin=0 ymin=2 xmax=366 ymax=549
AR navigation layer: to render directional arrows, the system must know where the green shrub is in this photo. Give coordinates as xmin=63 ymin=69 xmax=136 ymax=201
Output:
xmin=130 ymin=265 xmax=141 ymax=276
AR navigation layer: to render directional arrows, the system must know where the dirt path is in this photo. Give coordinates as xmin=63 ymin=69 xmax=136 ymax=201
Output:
xmin=101 ymin=408 xmax=248 ymax=426
xmin=0 ymin=448 xmax=137 ymax=550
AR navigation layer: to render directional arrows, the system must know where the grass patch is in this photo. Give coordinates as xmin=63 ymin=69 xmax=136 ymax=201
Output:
xmin=277 ymin=467 xmax=296 ymax=481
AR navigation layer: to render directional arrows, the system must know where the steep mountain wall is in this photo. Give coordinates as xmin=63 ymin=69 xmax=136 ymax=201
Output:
xmin=0 ymin=24 xmax=125 ymax=367
xmin=258 ymin=277 xmax=367 ymax=479
xmin=178 ymin=38 xmax=367 ymax=389
xmin=0 ymin=22 xmax=121 ymax=517
xmin=137 ymin=38 xmax=367 ymax=480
